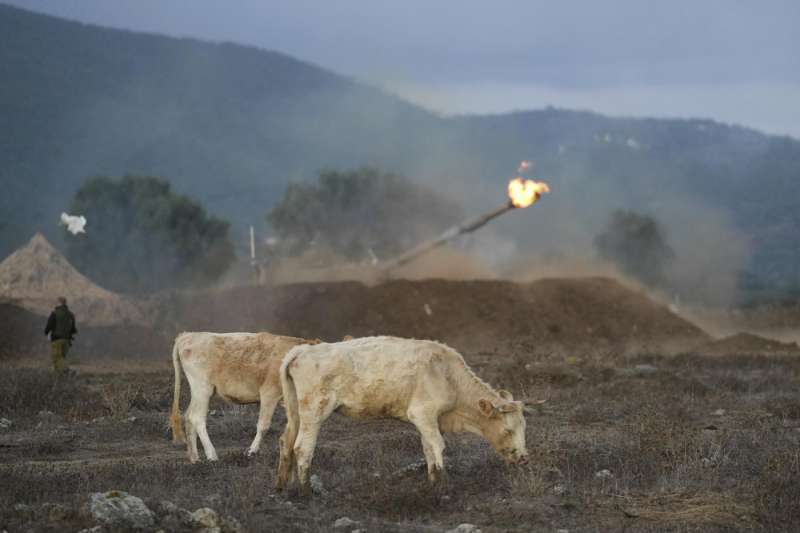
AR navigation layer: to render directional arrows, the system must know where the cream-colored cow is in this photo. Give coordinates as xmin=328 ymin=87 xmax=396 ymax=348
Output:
xmin=275 ymin=336 xmax=534 ymax=494
xmin=169 ymin=331 xmax=319 ymax=463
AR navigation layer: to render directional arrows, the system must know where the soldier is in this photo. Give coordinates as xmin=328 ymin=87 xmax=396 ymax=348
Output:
xmin=44 ymin=296 xmax=77 ymax=374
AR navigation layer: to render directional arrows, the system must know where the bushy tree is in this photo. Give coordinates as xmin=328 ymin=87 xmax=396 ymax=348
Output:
xmin=594 ymin=209 xmax=674 ymax=288
xmin=267 ymin=168 xmax=461 ymax=261
xmin=64 ymin=176 xmax=235 ymax=293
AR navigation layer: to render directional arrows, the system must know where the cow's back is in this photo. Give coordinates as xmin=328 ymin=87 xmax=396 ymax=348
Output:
xmin=288 ymin=336 xmax=459 ymax=420
xmin=179 ymin=332 xmax=308 ymax=404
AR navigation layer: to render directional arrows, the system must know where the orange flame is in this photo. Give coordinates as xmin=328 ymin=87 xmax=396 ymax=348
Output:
xmin=508 ymin=177 xmax=550 ymax=208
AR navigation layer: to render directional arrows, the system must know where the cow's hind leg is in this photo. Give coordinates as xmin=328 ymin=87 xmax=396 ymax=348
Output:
xmin=185 ymin=414 xmax=200 ymax=463
xmin=293 ymin=420 xmax=323 ymax=496
xmin=275 ymin=422 xmax=298 ymax=491
xmin=293 ymin=394 xmax=337 ymax=496
xmin=408 ymin=408 xmax=447 ymax=483
xmin=186 ymin=381 xmax=218 ymax=462
xmin=247 ymin=388 xmax=281 ymax=457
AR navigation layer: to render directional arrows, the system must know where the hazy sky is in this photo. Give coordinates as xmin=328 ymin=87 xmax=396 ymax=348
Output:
xmin=6 ymin=0 xmax=800 ymax=137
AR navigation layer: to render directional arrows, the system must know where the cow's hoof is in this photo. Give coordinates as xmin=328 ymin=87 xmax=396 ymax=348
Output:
xmin=245 ymin=449 xmax=258 ymax=458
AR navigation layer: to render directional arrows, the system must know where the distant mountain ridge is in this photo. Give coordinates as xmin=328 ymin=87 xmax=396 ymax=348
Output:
xmin=1 ymin=4 xmax=798 ymax=296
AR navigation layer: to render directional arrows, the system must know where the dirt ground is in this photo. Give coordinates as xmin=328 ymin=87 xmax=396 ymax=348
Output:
xmin=1 ymin=278 xmax=799 ymax=532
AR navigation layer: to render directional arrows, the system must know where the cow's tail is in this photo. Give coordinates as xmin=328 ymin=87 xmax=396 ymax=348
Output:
xmin=276 ymin=348 xmax=302 ymax=488
xmin=169 ymin=335 xmax=186 ymax=444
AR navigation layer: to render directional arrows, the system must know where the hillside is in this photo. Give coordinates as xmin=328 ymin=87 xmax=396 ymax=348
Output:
xmin=1 ymin=4 xmax=799 ymax=294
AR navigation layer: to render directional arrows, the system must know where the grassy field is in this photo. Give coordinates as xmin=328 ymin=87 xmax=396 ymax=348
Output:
xmin=2 ymin=347 xmax=799 ymax=532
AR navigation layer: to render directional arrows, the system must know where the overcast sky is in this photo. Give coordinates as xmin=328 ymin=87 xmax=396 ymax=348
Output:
xmin=6 ymin=0 xmax=800 ymax=137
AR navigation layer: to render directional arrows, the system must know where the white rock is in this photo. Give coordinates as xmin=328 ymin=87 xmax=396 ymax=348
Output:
xmin=446 ymin=524 xmax=482 ymax=533
xmin=712 ymin=409 xmax=726 ymax=416
xmin=0 ymin=417 xmax=12 ymax=429
xmin=595 ymin=469 xmax=614 ymax=480
xmin=334 ymin=516 xmax=359 ymax=529
xmin=90 ymin=491 xmax=155 ymax=530
xmin=192 ymin=507 xmax=220 ymax=528
xmin=310 ymin=474 xmax=326 ymax=494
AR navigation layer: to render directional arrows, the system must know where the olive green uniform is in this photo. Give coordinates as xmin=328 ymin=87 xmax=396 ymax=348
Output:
xmin=44 ymin=304 xmax=77 ymax=374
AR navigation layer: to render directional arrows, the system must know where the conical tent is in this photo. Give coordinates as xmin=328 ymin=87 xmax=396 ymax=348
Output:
xmin=0 ymin=233 xmax=148 ymax=326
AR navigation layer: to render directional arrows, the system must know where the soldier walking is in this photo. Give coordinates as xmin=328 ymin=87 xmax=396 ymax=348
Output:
xmin=44 ymin=296 xmax=77 ymax=374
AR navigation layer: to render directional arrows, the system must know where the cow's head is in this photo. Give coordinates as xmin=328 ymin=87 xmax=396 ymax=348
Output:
xmin=477 ymin=389 xmax=528 ymax=465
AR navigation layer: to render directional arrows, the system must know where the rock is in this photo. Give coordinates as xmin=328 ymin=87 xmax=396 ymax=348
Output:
xmin=552 ymin=484 xmax=568 ymax=495
xmin=44 ymin=502 xmax=69 ymax=522
xmin=634 ymin=364 xmax=658 ymax=375
xmin=90 ymin=491 xmax=155 ymax=530
xmin=156 ymin=500 xmax=193 ymax=529
xmin=12 ymin=503 xmax=33 ymax=518
xmin=310 ymin=474 xmax=326 ymax=494
xmin=334 ymin=516 xmax=359 ymax=529
xmin=446 ymin=524 xmax=482 ymax=533
xmin=221 ymin=515 xmax=244 ymax=533
xmin=76 ymin=527 xmax=105 ymax=533
xmin=192 ymin=507 xmax=220 ymax=528
xmin=0 ymin=417 xmax=12 ymax=429
xmin=712 ymin=409 xmax=726 ymax=416
xmin=595 ymin=469 xmax=614 ymax=480
xmin=619 ymin=365 xmax=658 ymax=377
xmin=204 ymin=493 xmax=223 ymax=507
xmin=397 ymin=459 xmax=427 ymax=474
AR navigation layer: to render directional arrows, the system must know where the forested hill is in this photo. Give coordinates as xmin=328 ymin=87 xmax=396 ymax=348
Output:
xmin=1 ymin=4 xmax=798 ymax=291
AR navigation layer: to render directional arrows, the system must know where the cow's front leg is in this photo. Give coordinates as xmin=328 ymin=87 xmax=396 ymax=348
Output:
xmin=246 ymin=389 xmax=281 ymax=457
xmin=408 ymin=408 xmax=447 ymax=483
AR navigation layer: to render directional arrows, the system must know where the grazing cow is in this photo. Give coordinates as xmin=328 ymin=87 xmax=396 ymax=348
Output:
xmin=275 ymin=336 xmax=536 ymax=494
xmin=169 ymin=331 xmax=319 ymax=463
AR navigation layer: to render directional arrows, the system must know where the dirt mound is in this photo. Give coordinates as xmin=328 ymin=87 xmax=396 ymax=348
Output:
xmin=696 ymin=332 xmax=800 ymax=356
xmin=3 ymin=276 xmax=710 ymax=362
xmin=169 ymin=277 xmax=709 ymax=357
xmin=0 ymin=233 xmax=149 ymax=326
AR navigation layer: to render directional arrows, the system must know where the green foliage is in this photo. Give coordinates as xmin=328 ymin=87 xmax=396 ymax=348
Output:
xmin=65 ymin=176 xmax=235 ymax=293
xmin=594 ymin=209 xmax=675 ymax=288
xmin=267 ymin=168 xmax=461 ymax=261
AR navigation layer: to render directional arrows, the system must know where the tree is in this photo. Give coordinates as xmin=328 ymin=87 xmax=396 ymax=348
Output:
xmin=267 ymin=167 xmax=461 ymax=261
xmin=64 ymin=176 xmax=235 ymax=293
xmin=594 ymin=209 xmax=674 ymax=288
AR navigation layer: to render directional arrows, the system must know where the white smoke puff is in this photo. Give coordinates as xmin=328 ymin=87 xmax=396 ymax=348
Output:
xmin=60 ymin=213 xmax=87 ymax=235
xmin=518 ymin=160 xmax=532 ymax=173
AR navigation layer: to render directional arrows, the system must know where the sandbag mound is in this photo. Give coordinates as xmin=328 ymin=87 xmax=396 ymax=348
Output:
xmin=169 ymin=277 xmax=709 ymax=357
xmin=0 ymin=233 xmax=149 ymax=326
xmin=696 ymin=332 xmax=800 ymax=356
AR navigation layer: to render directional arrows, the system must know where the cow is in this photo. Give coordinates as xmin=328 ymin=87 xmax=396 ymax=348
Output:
xmin=275 ymin=336 xmax=537 ymax=494
xmin=169 ymin=331 xmax=319 ymax=463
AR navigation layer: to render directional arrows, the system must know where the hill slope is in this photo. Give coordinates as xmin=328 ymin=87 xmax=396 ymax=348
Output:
xmin=1 ymin=4 xmax=799 ymax=293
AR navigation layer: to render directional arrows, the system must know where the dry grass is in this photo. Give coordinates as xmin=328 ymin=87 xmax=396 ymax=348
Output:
xmin=2 ymin=352 xmax=800 ymax=531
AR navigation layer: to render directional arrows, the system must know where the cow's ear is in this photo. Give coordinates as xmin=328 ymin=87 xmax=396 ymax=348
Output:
xmin=478 ymin=399 xmax=495 ymax=417
xmin=497 ymin=389 xmax=514 ymax=401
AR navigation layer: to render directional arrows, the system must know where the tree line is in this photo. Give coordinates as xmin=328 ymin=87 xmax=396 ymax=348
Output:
xmin=65 ymin=169 xmax=680 ymax=298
